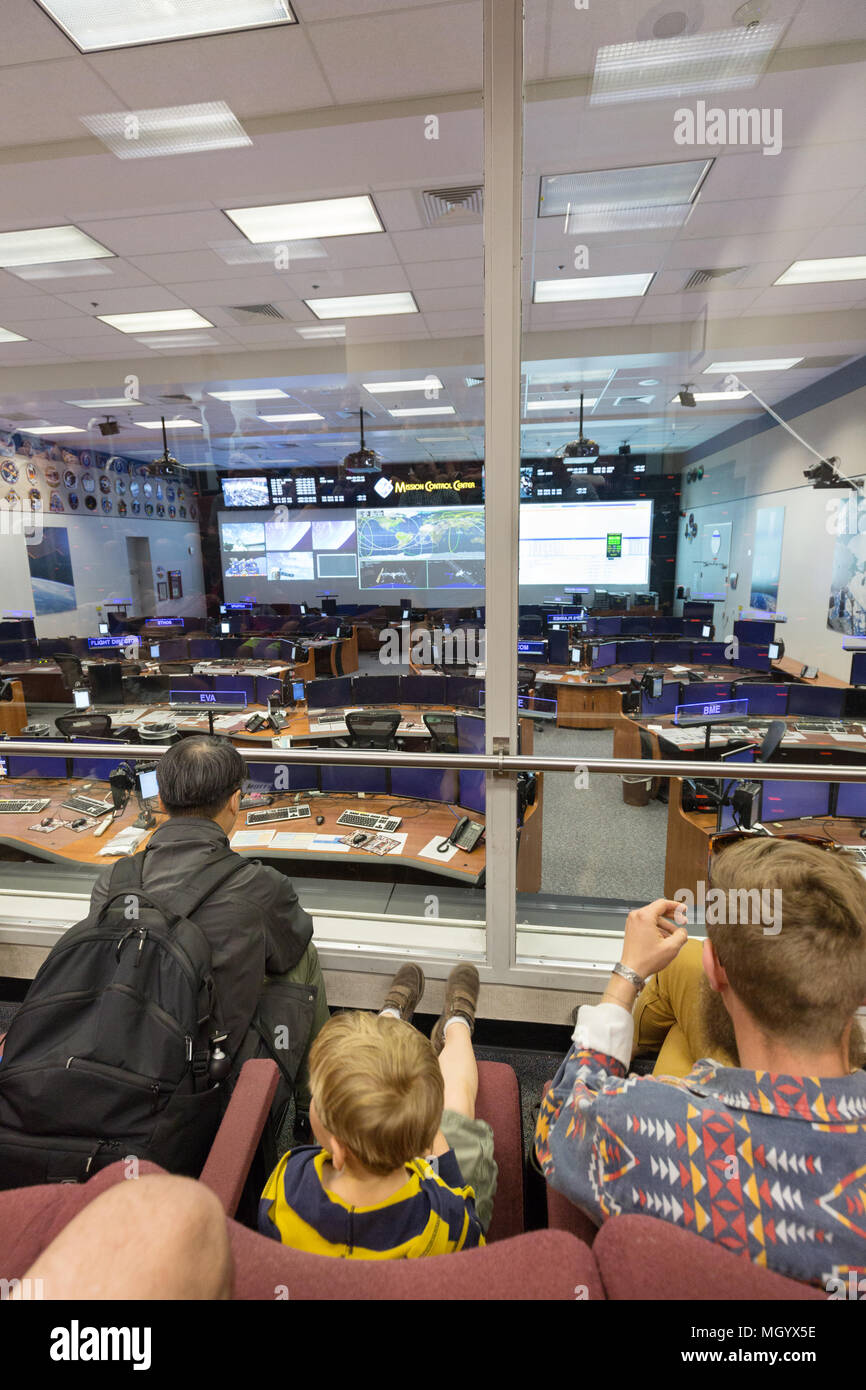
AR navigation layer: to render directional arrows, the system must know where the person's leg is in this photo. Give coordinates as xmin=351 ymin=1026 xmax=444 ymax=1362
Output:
xmin=437 ymin=1017 xmax=478 ymax=1121
xmin=634 ymin=938 xmax=735 ymax=1076
xmin=14 ymin=1175 xmax=232 ymax=1300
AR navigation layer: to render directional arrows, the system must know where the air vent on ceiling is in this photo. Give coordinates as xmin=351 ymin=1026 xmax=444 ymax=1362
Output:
xmin=224 ymin=303 xmax=285 ymax=324
xmin=422 ymin=185 xmax=483 ymax=226
xmin=683 ymin=267 xmax=747 ymax=290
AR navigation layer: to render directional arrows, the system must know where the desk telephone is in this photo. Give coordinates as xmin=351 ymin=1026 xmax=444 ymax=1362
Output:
xmin=245 ymin=712 xmax=283 ymax=734
xmin=437 ymin=816 xmax=484 ymax=854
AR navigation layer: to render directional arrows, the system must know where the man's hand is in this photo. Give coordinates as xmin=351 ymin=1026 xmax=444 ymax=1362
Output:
xmin=620 ymin=899 xmax=689 ymax=980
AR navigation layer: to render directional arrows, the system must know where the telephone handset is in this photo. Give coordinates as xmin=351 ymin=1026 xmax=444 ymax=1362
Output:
xmin=437 ymin=816 xmax=484 ymax=854
xmin=245 ymin=713 xmax=267 ymax=732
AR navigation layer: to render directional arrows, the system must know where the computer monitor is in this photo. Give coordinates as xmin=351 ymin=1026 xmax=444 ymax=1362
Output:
xmin=149 ymin=643 xmax=160 ymax=659
xmin=73 ymin=688 xmax=91 ymax=710
xmin=642 ymin=682 xmax=681 ymax=716
xmin=850 ymin=651 xmax=866 ymax=686
xmin=595 ymin=617 xmax=622 ymax=636
xmin=835 ymin=780 xmax=866 ymax=817
xmin=654 ymin=641 xmax=692 ymax=663
xmin=683 ymin=681 xmax=733 ymax=704
xmin=458 ymin=769 xmax=485 ymax=815
xmin=701 ymin=624 xmax=712 ymax=639
xmin=445 ymin=675 xmax=482 ymax=709
xmin=320 ymin=765 xmax=388 ymax=796
xmin=247 ymin=762 xmax=319 ymax=794
xmin=354 ymin=674 xmax=402 ymax=705
xmin=291 ymin=680 xmax=306 ymax=703
xmin=138 ymin=767 xmax=159 ymax=802
xmin=737 ymin=683 xmax=789 ymax=716
xmin=456 ymin=712 xmax=485 ymax=755
xmin=618 ymin=640 xmax=653 ymax=665
xmin=692 ymin=643 xmax=728 ymax=664
xmin=6 ymin=751 xmax=69 ymax=778
xmin=734 ymin=644 xmax=771 ymax=672
xmin=787 ymin=685 xmax=845 ymax=718
xmin=221 ymin=622 xmax=230 ymax=634
xmin=571 ymin=649 xmax=582 ymax=664
xmin=761 ymin=779 xmax=832 ymax=821
xmin=299 ymin=603 xmax=308 ymax=617
xmin=767 ymin=642 xmax=782 ymax=661
xmin=98 ymin=622 xmax=109 ymax=636
xmin=322 ymin=598 xmax=338 ymax=617
xmin=734 ymin=619 xmax=775 ymax=646
xmin=307 ymin=676 xmax=354 ymax=709
xmin=390 ymin=767 xmax=458 ymax=804
xmin=683 ymin=601 xmax=713 ymax=619
xmin=592 ymin=641 xmax=618 ymax=668
xmin=402 ymin=674 xmax=446 ymax=705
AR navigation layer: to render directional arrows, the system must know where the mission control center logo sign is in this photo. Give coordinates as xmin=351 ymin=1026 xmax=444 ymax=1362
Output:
xmin=373 ymin=474 xmax=476 ymax=500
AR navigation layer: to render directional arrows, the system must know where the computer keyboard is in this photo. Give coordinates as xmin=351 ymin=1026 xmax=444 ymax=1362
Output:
xmin=245 ymin=805 xmax=311 ymax=825
xmin=61 ymin=796 xmax=113 ymax=818
xmin=336 ymin=810 xmax=402 ymax=832
xmin=795 ymin=720 xmax=844 ymax=734
xmin=0 ymin=798 xmax=51 ymax=814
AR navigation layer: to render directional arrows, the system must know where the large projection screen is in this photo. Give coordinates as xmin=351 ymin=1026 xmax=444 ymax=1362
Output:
xmin=518 ymin=499 xmax=653 ymax=598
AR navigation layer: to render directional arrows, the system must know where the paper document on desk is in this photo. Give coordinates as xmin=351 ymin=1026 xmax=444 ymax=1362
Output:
xmin=231 ymin=829 xmax=276 ymax=848
xmin=535 ymin=671 xmax=563 ymax=683
xmin=213 ymin=715 xmax=245 ymax=731
xmin=270 ymin=832 xmax=349 ymax=852
xmin=781 ymin=732 xmax=806 ymax=743
xmin=831 ymin=731 xmax=866 ymax=743
xmin=418 ymin=835 xmax=459 ymax=862
xmin=97 ymin=827 xmax=148 ymax=857
xmin=668 ymin=665 xmax=692 ymax=674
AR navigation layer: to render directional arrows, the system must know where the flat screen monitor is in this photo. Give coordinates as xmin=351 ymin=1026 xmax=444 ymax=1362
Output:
xmin=5 ymin=751 xmax=69 ymax=778
xmin=320 ymin=764 xmax=388 ymax=796
xmin=767 ymin=642 xmax=781 ymax=661
xmin=738 ymin=683 xmax=789 ymax=716
xmin=835 ymin=780 xmax=866 ymax=818
xmin=138 ymin=768 xmax=159 ymax=801
xmin=761 ymin=779 xmax=832 ymax=822
xmin=701 ymin=624 xmax=712 ymax=638
xmin=247 ymin=762 xmax=319 ymax=794
xmin=734 ymin=644 xmax=771 ymax=672
xmin=787 ymin=685 xmax=845 ymax=718
xmin=221 ymin=476 xmax=269 ymax=508
xmin=322 ymin=598 xmax=338 ymax=616
xmin=73 ymin=688 xmax=91 ymax=709
xmin=445 ymin=675 xmax=482 ymax=709
xmin=642 ymin=682 xmax=681 ymax=716
xmin=307 ymin=676 xmax=354 ymax=710
xmin=592 ymin=640 xmax=618 ymax=668
xmin=571 ymin=649 xmax=581 ymax=665
xmin=456 ymin=712 xmax=485 ymax=755
xmin=620 ymin=616 xmax=647 ymax=635
xmin=353 ymin=674 xmax=401 ymax=705
xmin=595 ymin=617 xmax=622 ymax=636
xmin=458 ymin=769 xmax=485 ymax=815
xmin=683 ymin=681 xmax=733 ymax=704
xmin=98 ymin=622 xmax=109 ymax=635
xmin=683 ymin=601 xmax=714 ymax=619
xmin=292 ymin=680 xmax=305 ymax=703
xmin=734 ymin=620 xmax=775 ymax=645
xmin=390 ymin=767 xmax=458 ymax=804
xmin=220 ymin=622 xmax=230 ymax=634
xmin=850 ymin=651 xmax=866 ymax=686
xmin=402 ymin=674 xmax=446 ymax=705
xmin=618 ymin=640 xmax=653 ymax=664
xmin=149 ymin=643 xmax=160 ymax=659
xmin=654 ymin=641 xmax=692 ymax=663
xmin=692 ymin=643 xmax=728 ymax=664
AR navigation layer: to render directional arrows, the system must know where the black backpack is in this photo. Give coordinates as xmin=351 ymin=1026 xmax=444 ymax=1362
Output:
xmin=0 ymin=848 xmax=253 ymax=1189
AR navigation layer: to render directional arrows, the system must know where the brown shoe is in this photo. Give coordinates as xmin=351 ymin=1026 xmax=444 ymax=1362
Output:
xmin=381 ymin=963 xmax=425 ymax=1023
xmin=431 ymin=964 xmax=480 ymax=1055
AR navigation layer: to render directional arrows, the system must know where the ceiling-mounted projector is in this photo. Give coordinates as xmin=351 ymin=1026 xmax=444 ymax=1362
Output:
xmin=343 ymin=408 xmax=379 ymax=470
xmin=678 ymin=386 xmax=696 ymax=408
xmin=150 ymin=416 xmax=189 ymax=479
xmin=557 ymin=393 xmax=599 ymax=458
xmin=97 ymin=416 xmax=119 ymax=437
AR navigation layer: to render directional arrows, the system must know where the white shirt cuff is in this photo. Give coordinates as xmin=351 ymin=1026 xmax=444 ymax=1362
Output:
xmin=571 ymin=1002 xmax=634 ymax=1070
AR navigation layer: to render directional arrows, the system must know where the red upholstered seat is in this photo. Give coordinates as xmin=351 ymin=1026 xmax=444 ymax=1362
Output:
xmin=593 ymin=1214 xmax=827 ymax=1301
xmin=474 ymin=1060 xmax=524 ymax=1241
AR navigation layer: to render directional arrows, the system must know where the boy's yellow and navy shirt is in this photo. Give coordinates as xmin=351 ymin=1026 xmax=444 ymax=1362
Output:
xmin=258 ymin=1145 xmax=485 ymax=1258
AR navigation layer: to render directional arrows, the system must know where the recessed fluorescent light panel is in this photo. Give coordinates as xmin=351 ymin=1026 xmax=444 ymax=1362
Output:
xmin=0 ymin=327 xmax=28 ymax=343
xmin=525 ymin=399 xmax=599 ymax=410
xmin=775 ymin=257 xmax=866 ymax=285
xmin=137 ymin=419 xmax=202 ymax=429
xmin=388 ymin=406 xmax=455 ymax=418
xmin=65 ymin=397 xmax=143 ymax=408
xmin=259 ymin=413 xmax=323 ymax=423
xmin=134 ymin=332 xmax=219 ymax=349
xmin=533 ymin=273 xmax=654 ymax=302
xmin=35 ymin=0 xmax=296 ymax=52
xmin=591 ymin=24 xmax=784 ymax=104
xmin=211 ymin=239 xmax=327 ymax=266
xmin=208 ymin=389 xmax=289 ymax=401
xmin=363 ymin=379 xmax=444 ymax=394
xmin=21 ymin=425 xmax=84 ymax=435
xmin=540 ymin=160 xmax=711 ymax=235
xmin=0 ymin=226 xmax=113 ymax=268
xmin=703 ymin=358 xmax=803 ymax=373
xmin=671 ymin=391 xmax=750 ymax=402
xmin=295 ymin=324 xmax=346 ymax=340
xmin=225 ymin=195 xmax=382 ymax=244
xmin=81 ymin=102 xmax=251 ymax=159
xmin=305 ymin=292 xmax=418 ymax=320
xmin=11 ymin=261 xmax=113 ymax=281
xmin=99 ymin=310 xmax=213 ymax=333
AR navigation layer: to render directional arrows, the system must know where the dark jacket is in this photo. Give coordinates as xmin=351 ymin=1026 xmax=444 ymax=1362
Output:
xmin=90 ymin=817 xmax=314 ymax=1056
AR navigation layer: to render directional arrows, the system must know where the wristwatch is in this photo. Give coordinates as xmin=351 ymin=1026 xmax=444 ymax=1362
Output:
xmin=612 ymin=961 xmax=646 ymax=995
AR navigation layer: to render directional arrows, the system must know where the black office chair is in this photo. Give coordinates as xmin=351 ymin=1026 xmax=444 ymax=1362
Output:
xmin=517 ymin=665 xmax=536 ymax=692
xmin=55 ymin=713 xmax=114 ymax=740
xmin=345 ymin=709 xmax=401 ymax=749
xmin=423 ymin=711 xmax=459 ymax=753
xmin=52 ymin=653 xmax=85 ymax=691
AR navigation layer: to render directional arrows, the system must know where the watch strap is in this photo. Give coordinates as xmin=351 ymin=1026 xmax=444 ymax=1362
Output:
xmin=612 ymin=961 xmax=645 ymax=994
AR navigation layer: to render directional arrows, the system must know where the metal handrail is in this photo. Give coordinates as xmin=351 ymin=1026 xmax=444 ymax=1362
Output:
xmin=2 ymin=738 xmax=865 ymax=782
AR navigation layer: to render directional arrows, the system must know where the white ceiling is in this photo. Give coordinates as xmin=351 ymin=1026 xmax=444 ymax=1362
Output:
xmin=0 ymin=0 xmax=863 ymax=466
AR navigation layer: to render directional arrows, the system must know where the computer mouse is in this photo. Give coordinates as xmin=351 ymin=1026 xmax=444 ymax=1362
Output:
xmin=859 ymin=826 xmax=866 ymax=839
xmin=316 ymin=815 xmax=325 ymax=826
xmin=351 ymin=832 xmax=367 ymax=845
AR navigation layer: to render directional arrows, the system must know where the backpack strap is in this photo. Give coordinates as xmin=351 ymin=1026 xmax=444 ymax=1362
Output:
xmin=96 ymin=847 xmax=246 ymax=931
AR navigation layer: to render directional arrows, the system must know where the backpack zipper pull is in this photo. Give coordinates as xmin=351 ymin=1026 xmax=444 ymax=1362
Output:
xmin=150 ymin=1083 xmax=160 ymax=1114
xmin=134 ymin=926 xmax=148 ymax=967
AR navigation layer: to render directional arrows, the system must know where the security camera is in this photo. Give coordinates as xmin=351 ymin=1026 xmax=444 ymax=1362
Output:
xmin=803 ymin=457 xmax=857 ymax=490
